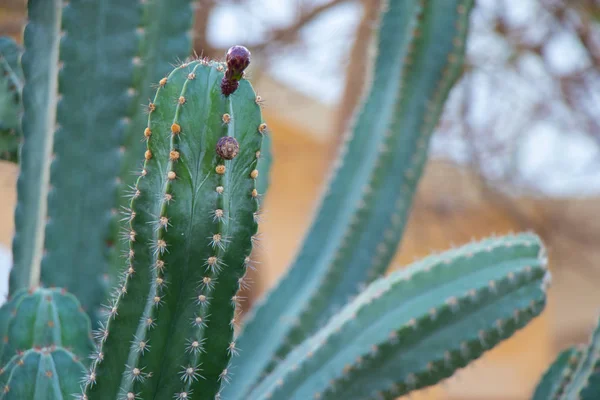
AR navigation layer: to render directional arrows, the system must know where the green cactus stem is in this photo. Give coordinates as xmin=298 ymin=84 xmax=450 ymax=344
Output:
xmin=229 ymin=1 xmax=476 ymax=397
xmin=248 ymin=233 xmax=549 ymax=400
xmin=10 ymin=0 xmax=62 ymax=296
xmin=540 ymin=316 xmax=600 ymax=400
xmin=85 ymin=49 xmax=265 ymax=400
xmin=532 ymin=346 xmax=583 ymax=400
xmin=0 ymin=287 xmax=94 ymax=367
xmin=110 ymin=0 xmax=197 ymax=292
xmin=0 ymin=347 xmax=86 ymax=399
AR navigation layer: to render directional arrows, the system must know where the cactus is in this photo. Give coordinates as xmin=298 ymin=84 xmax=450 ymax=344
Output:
xmin=228 ymin=0 xmax=476 ymax=395
xmin=9 ymin=0 xmax=198 ymax=329
xmin=1 ymin=0 xmax=572 ymax=399
xmin=84 ymin=50 xmax=264 ymax=399
xmin=532 ymin=347 xmax=583 ymax=400
xmin=249 ymin=234 xmax=548 ymax=399
xmin=0 ymin=347 xmax=86 ymax=399
xmin=0 ymin=37 xmax=23 ymax=162
xmin=533 ymin=316 xmax=600 ymax=399
xmin=0 ymin=287 xmax=94 ymax=367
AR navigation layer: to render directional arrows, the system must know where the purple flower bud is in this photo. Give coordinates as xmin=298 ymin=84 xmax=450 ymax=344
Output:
xmin=221 ymin=45 xmax=251 ymax=96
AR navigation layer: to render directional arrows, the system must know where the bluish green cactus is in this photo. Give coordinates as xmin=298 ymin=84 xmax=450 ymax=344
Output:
xmin=9 ymin=0 xmax=198 ymax=330
xmin=532 ymin=347 xmax=583 ymax=400
xmin=228 ymin=0 xmax=476 ymax=395
xmin=246 ymin=234 xmax=548 ymax=400
xmin=533 ymin=316 xmax=600 ymax=400
xmin=3 ymin=1 xmax=571 ymax=399
xmin=0 ymin=287 xmax=94 ymax=367
xmin=84 ymin=50 xmax=265 ymax=400
xmin=0 ymin=347 xmax=86 ymax=399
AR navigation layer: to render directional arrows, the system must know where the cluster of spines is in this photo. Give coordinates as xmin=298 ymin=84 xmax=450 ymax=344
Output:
xmin=249 ymin=234 xmax=548 ymax=400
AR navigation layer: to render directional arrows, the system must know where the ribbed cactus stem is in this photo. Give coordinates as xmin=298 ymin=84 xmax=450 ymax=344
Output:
xmin=0 ymin=287 xmax=94 ymax=367
xmin=0 ymin=347 xmax=86 ymax=399
xmin=86 ymin=48 xmax=264 ymax=400
xmin=248 ymin=233 xmax=549 ymax=400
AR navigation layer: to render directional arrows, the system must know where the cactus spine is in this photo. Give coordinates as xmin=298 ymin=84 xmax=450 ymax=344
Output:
xmin=85 ymin=49 xmax=265 ymax=400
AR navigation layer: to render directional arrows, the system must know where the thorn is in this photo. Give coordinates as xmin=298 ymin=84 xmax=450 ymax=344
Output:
xmin=185 ymin=338 xmax=206 ymax=355
xmin=191 ymin=314 xmax=208 ymax=328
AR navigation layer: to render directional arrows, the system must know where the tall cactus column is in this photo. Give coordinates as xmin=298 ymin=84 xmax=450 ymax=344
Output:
xmin=85 ymin=47 xmax=265 ymax=400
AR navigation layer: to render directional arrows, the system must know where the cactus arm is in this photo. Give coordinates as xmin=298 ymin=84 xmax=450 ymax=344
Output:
xmin=86 ymin=54 xmax=263 ymax=400
xmin=10 ymin=0 xmax=62 ymax=294
xmin=230 ymin=0 xmax=474 ymax=396
xmin=532 ymin=347 xmax=583 ymax=400
xmin=245 ymin=233 xmax=548 ymax=400
xmin=110 ymin=0 xmax=197 ymax=287
xmin=0 ymin=347 xmax=86 ymax=400
xmin=0 ymin=288 xmax=94 ymax=367
xmin=38 ymin=0 xmax=141 ymax=326
xmin=559 ymin=316 xmax=600 ymax=399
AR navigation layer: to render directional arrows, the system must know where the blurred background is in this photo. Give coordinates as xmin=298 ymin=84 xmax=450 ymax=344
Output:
xmin=1 ymin=0 xmax=599 ymax=399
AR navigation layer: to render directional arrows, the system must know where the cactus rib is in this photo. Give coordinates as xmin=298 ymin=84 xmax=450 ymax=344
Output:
xmin=10 ymin=0 xmax=62 ymax=294
xmin=248 ymin=233 xmax=548 ymax=400
xmin=85 ymin=55 xmax=264 ymax=400
xmin=229 ymin=0 xmax=475 ymax=396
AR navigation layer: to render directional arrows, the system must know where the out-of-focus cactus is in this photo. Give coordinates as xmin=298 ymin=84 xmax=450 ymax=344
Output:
xmin=9 ymin=0 xmax=200 ymax=329
xmin=228 ymin=0 xmax=479 ymax=396
xmin=533 ymin=316 xmax=600 ymax=400
xmin=0 ymin=37 xmax=22 ymax=162
xmin=250 ymin=234 xmax=549 ymax=400
xmin=0 ymin=287 xmax=94 ymax=367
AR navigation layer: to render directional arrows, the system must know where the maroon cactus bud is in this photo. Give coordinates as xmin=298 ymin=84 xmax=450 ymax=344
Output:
xmin=220 ymin=79 xmax=239 ymax=97
xmin=221 ymin=45 xmax=251 ymax=96
xmin=226 ymin=45 xmax=251 ymax=79
xmin=216 ymin=136 xmax=240 ymax=160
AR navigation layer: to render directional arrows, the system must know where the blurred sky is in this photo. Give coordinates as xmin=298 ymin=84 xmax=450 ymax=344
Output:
xmin=206 ymin=0 xmax=600 ymax=197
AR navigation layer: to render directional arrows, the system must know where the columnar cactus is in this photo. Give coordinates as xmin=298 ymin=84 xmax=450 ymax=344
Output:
xmin=85 ymin=52 xmax=265 ymax=400
xmin=0 ymin=0 xmax=576 ymax=399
